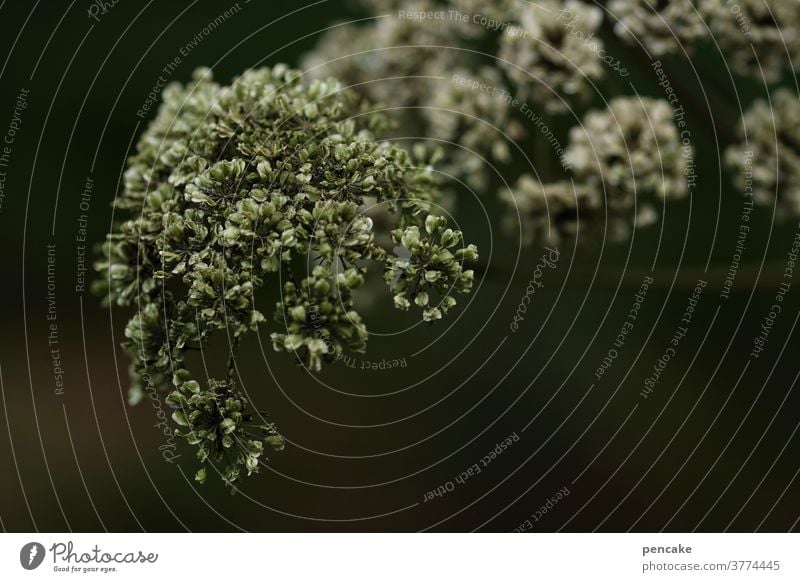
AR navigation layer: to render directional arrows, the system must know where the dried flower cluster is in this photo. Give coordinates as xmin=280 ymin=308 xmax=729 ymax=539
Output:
xmin=95 ymin=66 xmax=476 ymax=484
xmin=609 ymin=0 xmax=716 ymax=57
xmin=711 ymin=0 xmax=800 ymax=83
xmin=610 ymin=0 xmax=800 ymax=82
xmin=565 ymin=97 xmax=689 ymax=205
xmin=726 ymin=89 xmax=800 ymax=217
xmin=497 ymin=1 xmax=605 ymax=114
xmin=500 ymin=176 xmax=600 ymax=245
xmin=503 ymin=97 xmax=686 ymax=244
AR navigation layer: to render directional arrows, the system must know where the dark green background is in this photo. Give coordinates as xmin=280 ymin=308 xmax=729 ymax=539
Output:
xmin=0 ymin=0 xmax=798 ymax=532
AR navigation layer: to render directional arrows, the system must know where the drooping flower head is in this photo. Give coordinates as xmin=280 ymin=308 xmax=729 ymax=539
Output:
xmin=95 ymin=66 xmax=477 ymax=484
